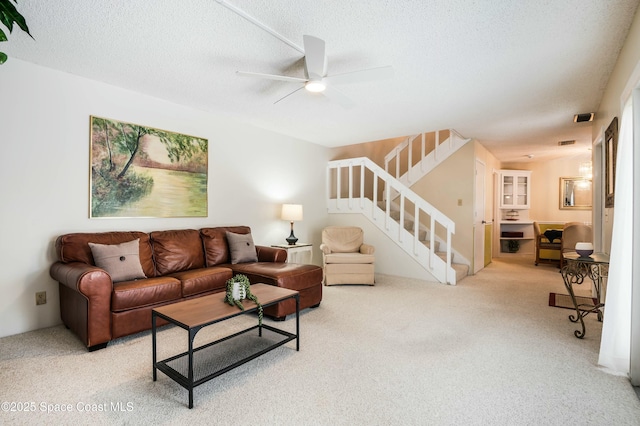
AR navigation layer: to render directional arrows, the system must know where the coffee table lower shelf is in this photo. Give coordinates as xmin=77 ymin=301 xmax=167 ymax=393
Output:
xmin=155 ymin=324 xmax=296 ymax=390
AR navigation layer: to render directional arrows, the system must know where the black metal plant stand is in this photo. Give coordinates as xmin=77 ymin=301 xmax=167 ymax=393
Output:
xmin=560 ymin=252 xmax=609 ymax=338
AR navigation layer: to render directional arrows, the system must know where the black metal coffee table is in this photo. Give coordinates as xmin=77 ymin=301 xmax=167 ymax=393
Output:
xmin=152 ymin=284 xmax=299 ymax=408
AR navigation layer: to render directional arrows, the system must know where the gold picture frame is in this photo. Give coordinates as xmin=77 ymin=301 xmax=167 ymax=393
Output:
xmin=559 ymin=177 xmax=592 ymax=210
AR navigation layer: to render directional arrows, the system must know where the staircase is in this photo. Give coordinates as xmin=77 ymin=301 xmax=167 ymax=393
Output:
xmin=380 ymin=200 xmax=470 ymax=283
xmin=384 ymin=129 xmax=470 ymax=199
xmin=326 ymin=129 xmax=471 ymax=285
xmin=327 ymin=157 xmax=468 ymax=284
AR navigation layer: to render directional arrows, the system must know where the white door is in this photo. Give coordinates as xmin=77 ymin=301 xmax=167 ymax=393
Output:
xmin=474 ymin=159 xmax=486 ymax=273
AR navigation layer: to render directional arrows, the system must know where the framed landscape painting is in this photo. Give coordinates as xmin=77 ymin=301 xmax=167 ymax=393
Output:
xmin=90 ymin=116 xmax=208 ymax=218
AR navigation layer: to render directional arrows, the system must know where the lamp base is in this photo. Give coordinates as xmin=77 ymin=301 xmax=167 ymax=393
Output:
xmin=286 ymin=230 xmax=298 ymax=245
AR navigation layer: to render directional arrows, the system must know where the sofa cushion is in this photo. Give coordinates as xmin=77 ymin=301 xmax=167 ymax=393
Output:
xmin=150 ymin=229 xmax=204 ymax=275
xmin=226 ymin=231 xmax=258 ymax=264
xmin=111 ymin=276 xmax=182 ymax=312
xmin=200 ymin=226 xmax=253 ymax=266
xmin=228 ymin=262 xmax=323 ymax=292
xmin=55 ymin=231 xmax=155 ymax=278
xmin=88 ymin=239 xmax=147 ymax=282
xmin=169 ymin=266 xmax=233 ymax=297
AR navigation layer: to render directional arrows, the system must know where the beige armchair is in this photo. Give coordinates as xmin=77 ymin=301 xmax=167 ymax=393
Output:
xmin=320 ymin=226 xmax=375 ymax=285
xmin=560 ymin=222 xmax=593 ymax=268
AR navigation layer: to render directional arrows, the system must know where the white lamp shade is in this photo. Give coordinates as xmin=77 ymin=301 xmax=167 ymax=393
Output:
xmin=281 ymin=204 xmax=303 ymax=221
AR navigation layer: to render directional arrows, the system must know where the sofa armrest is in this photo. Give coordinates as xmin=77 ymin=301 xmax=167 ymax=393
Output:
xmin=50 ymin=261 xmax=113 ymax=348
xmin=360 ymin=244 xmax=375 ymax=255
xmin=256 ymin=245 xmax=287 ymax=262
xmin=50 ymin=262 xmax=113 ymax=294
xmin=319 ymin=243 xmax=331 ymax=254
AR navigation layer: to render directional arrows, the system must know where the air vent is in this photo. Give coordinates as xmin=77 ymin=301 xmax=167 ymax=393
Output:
xmin=574 ymin=113 xmax=594 ymax=123
xmin=558 ymin=140 xmax=576 ymax=146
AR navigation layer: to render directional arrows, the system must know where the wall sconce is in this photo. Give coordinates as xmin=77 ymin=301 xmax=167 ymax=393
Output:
xmin=281 ymin=204 xmax=303 ymax=245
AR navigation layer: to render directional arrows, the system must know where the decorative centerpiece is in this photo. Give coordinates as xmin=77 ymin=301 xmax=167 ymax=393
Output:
xmin=505 ymin=209 xmax=519 ymax=221
xmin=224 ymin=274 xmax=263 ymax=325
xmin=575 ymin=242 xmax=594 ymax=257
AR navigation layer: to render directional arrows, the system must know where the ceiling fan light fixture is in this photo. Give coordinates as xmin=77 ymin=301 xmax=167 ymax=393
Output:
xmin=305 ymin=80 xmax=326 ymax=93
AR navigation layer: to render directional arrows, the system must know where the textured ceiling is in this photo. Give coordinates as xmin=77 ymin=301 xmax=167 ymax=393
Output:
xmin=4 ymin=0 xmax=639 ymax=162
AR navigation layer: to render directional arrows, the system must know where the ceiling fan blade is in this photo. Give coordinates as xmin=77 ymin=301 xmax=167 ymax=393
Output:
xmin=325 ymin=65 xmax=394 ymax=85
xmin=322 ymin=84 xmax=355 ymax=109
xmin=215 ymin=0 xmax=304 ymax=54
xmin=236 ymin=71 xmax=308 ymax=83
xmin=303 ymin=35 xmax=327 ymax=79
xmin=274 ymin=86 xmax=304 ymax=104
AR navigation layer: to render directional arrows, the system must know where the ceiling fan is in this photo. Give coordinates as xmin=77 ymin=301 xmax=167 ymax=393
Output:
xmin=214 ymin=0 xmax=393 ymax=107
xmin=237 ymin=35 xmax=393 ymax=107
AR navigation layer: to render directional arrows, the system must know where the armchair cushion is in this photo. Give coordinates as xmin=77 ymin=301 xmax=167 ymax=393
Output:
xmin=324 ymin=252 xmax=375 ymax=264
xmin=321 ymin=226 xmax=366 ymax=253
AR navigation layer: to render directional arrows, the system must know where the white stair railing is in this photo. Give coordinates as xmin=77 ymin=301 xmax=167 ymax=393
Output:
xmin=384 ymin=129 xmax=470 ymax=188
xmin=327 ymin=157 xmax=457 ymax=285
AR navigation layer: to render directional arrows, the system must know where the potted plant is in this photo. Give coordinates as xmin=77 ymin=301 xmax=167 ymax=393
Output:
xmin=224 ymin=274 xmax=263 ymax=326
xmin=0 ymin=0 xmax=34 ymax=65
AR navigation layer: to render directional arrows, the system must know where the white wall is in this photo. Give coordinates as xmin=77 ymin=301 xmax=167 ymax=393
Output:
xmin=327 ymin=214 xmax=437 ymax=281
xmin=410 ymin=142 xmax=475 ymax=262
xmin=503 ymin=156 xmax=592 ymax=224
xmin=0 ymin=59 xmax=330 ymax=338
xmin=594 ymin=6 xmax=640 ymax=254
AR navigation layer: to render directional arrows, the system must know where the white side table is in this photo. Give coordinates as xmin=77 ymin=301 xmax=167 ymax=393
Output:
xmin=271 ymin=243 xmax=313 ymax=264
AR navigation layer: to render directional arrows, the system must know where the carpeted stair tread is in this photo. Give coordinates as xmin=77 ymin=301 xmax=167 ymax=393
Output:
xmin=437 ymin=251 xmax=469 ymax=282
xmin=377 ymin=199 xmax=465 ymax=282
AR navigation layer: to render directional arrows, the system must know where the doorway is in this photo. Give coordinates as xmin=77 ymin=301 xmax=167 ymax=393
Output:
xmin=474 ymin=159 xmax=486 ymax=273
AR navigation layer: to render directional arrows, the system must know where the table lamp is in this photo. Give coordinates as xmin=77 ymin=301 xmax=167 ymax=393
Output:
xmin=281 ymin=204 xmax=303 ymax=245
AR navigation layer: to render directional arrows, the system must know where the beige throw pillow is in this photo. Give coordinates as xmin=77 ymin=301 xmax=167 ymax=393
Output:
xmin=226 ymin=232 xmax=258 ymax=264
xmin=88 ymin=239 xmax=146 ymax=282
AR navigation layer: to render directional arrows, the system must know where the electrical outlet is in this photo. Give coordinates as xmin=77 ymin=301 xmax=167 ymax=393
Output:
xmin=36 ymin=291 xmax=47 ymax=305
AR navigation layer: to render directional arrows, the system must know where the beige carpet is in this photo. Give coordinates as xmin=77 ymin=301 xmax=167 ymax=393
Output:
xmin=1 ymin=257 xmax=639 ymax=425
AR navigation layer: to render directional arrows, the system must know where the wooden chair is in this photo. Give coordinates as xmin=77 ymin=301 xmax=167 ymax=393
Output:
xmin=533 ymin=221 xmax=563 ymax=266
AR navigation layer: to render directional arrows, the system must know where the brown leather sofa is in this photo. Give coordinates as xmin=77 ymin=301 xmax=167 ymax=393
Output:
xmin=50 ymin=226 xmax=322 ymax=351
